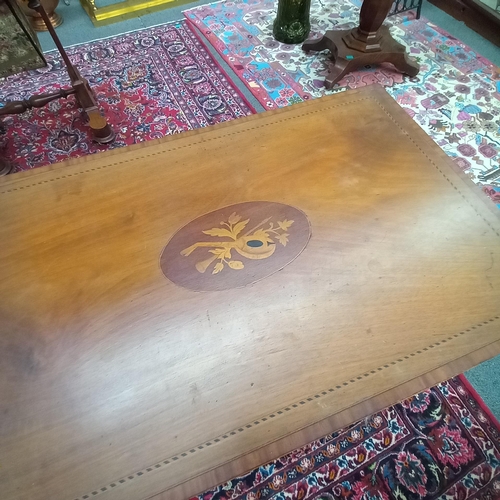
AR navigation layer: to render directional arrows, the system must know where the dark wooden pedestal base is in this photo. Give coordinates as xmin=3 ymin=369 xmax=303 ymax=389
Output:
xmin=302 ymin=26 xmax=420 ymax=89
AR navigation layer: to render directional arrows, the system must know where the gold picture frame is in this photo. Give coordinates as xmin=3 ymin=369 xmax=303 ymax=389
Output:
xmin=79 ymin=0 xmax=182 ymax=26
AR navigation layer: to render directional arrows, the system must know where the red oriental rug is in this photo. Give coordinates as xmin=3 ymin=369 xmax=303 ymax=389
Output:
xmin=194 ymin=376 xmax=500 ymax=500
xmin=0 ymin=21 xmax=254 ymax=172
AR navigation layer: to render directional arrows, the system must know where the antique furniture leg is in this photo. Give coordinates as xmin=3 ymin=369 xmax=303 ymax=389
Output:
xmin=302 ymin=0 xmax=420 ymax=89
xmin=28 ymin=0 xmax=115 ymax=143
xmin=0 ymin=0 xmax=114 ymax=148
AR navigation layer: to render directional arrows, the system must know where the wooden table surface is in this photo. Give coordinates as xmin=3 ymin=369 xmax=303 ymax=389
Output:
xmin=1 ymin=85 xmax=499 ymax=500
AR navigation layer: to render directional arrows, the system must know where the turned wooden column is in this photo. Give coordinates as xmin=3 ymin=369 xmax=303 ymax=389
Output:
xmin=344 ymin=0 xmax=394 ymax=51
xmin=302 ymin=0 xmax=420 ymax=88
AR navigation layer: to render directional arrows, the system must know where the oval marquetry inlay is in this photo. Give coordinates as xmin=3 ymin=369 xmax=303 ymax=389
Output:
xmin=160 ymin=201 xmax=311 ymax=291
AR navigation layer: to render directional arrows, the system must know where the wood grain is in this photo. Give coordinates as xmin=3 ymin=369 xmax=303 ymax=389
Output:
xmin=0 ymin=85 xmax=499 ymax=500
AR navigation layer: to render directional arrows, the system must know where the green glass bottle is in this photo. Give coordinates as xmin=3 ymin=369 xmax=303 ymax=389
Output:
xmin=273 ymin=0 xmax=311 ymax=44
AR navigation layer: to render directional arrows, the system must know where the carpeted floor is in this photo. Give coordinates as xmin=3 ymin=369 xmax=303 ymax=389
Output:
xmin=0 ymin=20 xmax=253 ymax=171
xmin=194 ymin=376 xmax=500 ymax=500
xmin=35 ymin=1 xmax=500 ymax=68
xmin=184 ymin=0 xmax=500 ymax=209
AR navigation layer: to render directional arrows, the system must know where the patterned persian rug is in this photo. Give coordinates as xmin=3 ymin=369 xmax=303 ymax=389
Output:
xmin=0 ymin=21 xmax=253 ymax=172
xmin=194 ymin=376 xmax=500 ymax=500
xmin=184 ymin=0 xmax=500 ymax=209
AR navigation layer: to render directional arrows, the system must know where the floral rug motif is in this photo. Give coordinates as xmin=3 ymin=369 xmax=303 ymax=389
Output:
xmin=0 ymin=21 xmax=253 ymax=172
xmin=193 ymin=376 xmax=500 ymax=500
xmin=184 ymin=0 xmax=500 ymax=209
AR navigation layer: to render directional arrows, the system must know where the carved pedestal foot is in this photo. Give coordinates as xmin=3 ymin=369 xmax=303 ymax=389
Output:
xmin=303 ymin=26 xmax=419 ymax=89
xmin=391 ymin=52 xmax=420 ymax=78
xmin=302 ymin=35 xmax=330 ymax=52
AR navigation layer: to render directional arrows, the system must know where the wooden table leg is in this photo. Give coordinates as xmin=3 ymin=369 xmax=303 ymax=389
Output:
xmin=302 ymin=0 xmax=419 ymax=89
xmin=28 ymin=0 xmax=115 ymax=144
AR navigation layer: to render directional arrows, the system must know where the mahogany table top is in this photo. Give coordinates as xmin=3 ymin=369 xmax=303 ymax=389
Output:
xmin=1 ymin=85 xmax=499 ymax=500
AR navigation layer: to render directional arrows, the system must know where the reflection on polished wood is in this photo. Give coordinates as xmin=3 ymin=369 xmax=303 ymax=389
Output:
xmin=0 ymin=85 xmax=499 ymax=500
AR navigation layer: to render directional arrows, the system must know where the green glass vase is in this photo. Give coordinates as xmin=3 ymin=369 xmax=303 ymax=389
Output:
xmin=273 ymin=0 xmax=311 ymax=44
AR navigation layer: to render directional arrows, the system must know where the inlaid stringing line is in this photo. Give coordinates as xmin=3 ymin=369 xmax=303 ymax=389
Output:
xmin=73 ymin=315 xmax=500 ymax=500
xmin=373 ymin=99 xmax=500 ymax=239
xmin=1 ymin=97 xmax=371 ymax=195
xmin=3 ymin=95 xmax=497 ymax=242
